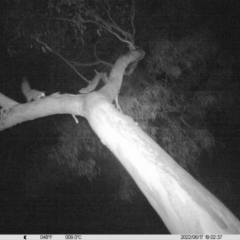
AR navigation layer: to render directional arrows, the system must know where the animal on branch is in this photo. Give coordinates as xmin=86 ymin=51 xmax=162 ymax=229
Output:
xmin=21 ymin=77 xmax=45 ymax=102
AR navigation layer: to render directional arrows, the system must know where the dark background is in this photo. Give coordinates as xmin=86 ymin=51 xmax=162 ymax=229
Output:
xmin=0 ymin=0 xmax=240 ymax=234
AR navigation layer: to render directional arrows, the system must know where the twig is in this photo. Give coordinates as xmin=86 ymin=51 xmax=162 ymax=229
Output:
xmin=36 ymin=37 xmax=90 ymax=83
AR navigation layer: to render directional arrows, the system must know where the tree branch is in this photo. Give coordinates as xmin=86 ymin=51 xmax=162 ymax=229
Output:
xmin=79 ymin=71 xmax=106 ymax=94
xmin=130 ymin=0 xmax=136 ymax=39
xmin=36 ymin=37 xmax=90 ymax=83
xmin=71 ymin=41 xmax=113 ymax=69
xmin=0 ymin=93 xmax=85 ymax=130
xmin=0 ymin=49 xmax=145 ymax=130
xmin=83 ymin=4 xmax=136 ymax=50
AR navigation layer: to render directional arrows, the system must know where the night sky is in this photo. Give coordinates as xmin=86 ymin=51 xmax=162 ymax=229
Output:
xmin=0 ymin=0 xmax=240 ymax=235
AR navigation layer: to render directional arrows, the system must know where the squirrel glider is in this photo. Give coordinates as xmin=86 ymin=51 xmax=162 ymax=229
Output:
xmin=21 ymin=77 xmax=79 ymax=124
xmin=21 ymin=77 xmax=45 ymax=102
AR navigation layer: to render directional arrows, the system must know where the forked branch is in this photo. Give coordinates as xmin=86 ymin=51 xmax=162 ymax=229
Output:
xmin=82 ymin=0 xmax=136 ymax=50
xmin=36 ymin=37 xmax=90 ymax=83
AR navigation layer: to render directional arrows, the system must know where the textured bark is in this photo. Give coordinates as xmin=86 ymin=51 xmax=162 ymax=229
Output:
xmin=1 ymin=50 xmax=240 ymax=233
xmin=84 ymin=91 xmax=240 ymax=234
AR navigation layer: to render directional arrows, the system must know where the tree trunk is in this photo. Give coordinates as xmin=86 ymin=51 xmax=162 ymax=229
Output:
xmin=83 ymin=91 xmax=240 ymax=234
xmin=1 ymin=50 xmax=240 ymax=234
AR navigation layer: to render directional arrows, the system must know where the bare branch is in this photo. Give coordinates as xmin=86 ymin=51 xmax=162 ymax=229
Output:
xmin=50 ymin=3 xmax=136 ymax=50
xmin=93 ymin=41 xmax=113 ymax=68
xmin=79 ymin=71 xmax=106 ymax=94
xmin=0 ymin=93 xmax=85 ymax=131
xmin=36 ymin=37 xmax=90 ymax=83
xmin=71 ymin=42 xmax=113 ymax=69
xmin=0 ymin=93 xmax=19 ymax=109
xmin=0 ymin=93 xmax=20 ymax=121
xmin=84 ymin=7 xmax=135 ymax=50
xmin=71 ymin=60 xmax=112 ymax=68
xmin=130 ymin=0 xmax=136 ymax=39
xmin=102 ymin=0 xmax=119 ymax=30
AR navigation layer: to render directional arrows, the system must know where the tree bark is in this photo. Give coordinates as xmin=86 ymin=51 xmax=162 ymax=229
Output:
xmin=83 ymin=91 xmax=240 ymax=234
xmin=1 ymin=50 xmax=240 ymax=233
